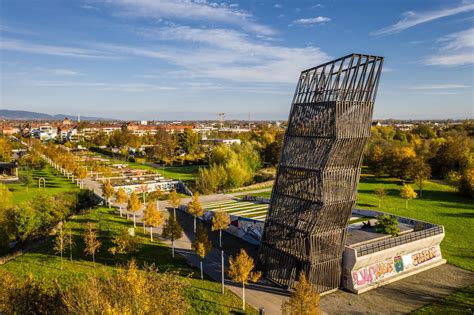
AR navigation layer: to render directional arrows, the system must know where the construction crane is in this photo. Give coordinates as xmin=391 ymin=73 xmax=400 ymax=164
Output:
xmin=218 ymin=112 xmax=225 ymax=129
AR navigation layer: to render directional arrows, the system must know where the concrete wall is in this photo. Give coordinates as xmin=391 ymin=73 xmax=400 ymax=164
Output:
xmin=342 ymin=231 xmax=446 ymax=294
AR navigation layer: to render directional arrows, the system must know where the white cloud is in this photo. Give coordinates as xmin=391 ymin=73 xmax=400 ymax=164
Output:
xmin=293 ymin=16 xmax=331 ymax=25
xmin=274 ymin=4 xmax=282 ymax=9
xmin=47 ymin=69 xmax=82 ymax=76
xmin=119 ymin=26 xmax=330 ymax=83
xmin=103 ymin=0 xmax=275 ymax=35
xmin=409 ymin=84 xmax=471 ymax=90
xmin=26 ymin=80 xmax=177 ymax=92
xmin=0 ymin=38 xmax=113 ymax=59
xmin=372 ymin=3 xmax=474 ymax=35
xmin=425 ymin=27 xmax=474 ymax=66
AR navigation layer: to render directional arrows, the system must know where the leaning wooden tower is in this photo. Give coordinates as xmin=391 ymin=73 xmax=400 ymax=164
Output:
xmin=257 ymin=53 xmax=384 ymax=293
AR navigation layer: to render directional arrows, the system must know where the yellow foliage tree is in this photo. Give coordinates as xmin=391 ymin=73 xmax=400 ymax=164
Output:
xmin=187 ymin=192 xmax=203 ymax=233
xmin=168 ymin=189 xmax=181 ymax=217
xmin=211 ymin=209 xmax=230 ymax=249
xmin=143 ymin=202 xmax=163 ymax=241
xmin=84 ymin=222 xmax=101 ymax=265
xmin=192 ymin=224 xmax=212 ymax=279
xmin=102 ymin=180 xmax=115 ymax=208
xmin=127 ymin=191 xmax=142 ymax=228
xmin=115 ymin=187 xmax=128 ymax=217
xmin=282 ymin=271 xmax=321 ymax=315
xmin=400 ymin=184 xmax=417 ymax=209
xmin=228 ymin=249 xmax=261 ymax=311
xmin=53 ymin=227 xmax=66 ymax=270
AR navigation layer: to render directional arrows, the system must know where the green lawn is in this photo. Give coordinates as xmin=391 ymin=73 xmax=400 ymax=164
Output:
xmin=248 ymin=175 xmax=474 ymax=272
xmin=90 ymin=151 xmax=201 ymax=181
xmin=8 ymin=165 xmax=79 ymax=204
xmin=0 ymin=207 xmax=255 ymax=314
xmin=412 ymin=284 xmax=474 ymax=314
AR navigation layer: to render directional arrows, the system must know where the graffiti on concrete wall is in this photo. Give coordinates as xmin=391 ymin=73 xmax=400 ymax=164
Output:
xmin=352 ymin=246 xmax=441 ymax=289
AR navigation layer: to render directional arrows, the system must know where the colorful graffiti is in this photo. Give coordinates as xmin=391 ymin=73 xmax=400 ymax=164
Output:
xmin=352 ymin=259 xmax=394 ymax=287
xmin=394 ymin=255 xmax=404 ymax=273
xmin=412 ymin=247 xmax=438 ymax=266
xmin=352 ymin=246 xmax=441 ymax=288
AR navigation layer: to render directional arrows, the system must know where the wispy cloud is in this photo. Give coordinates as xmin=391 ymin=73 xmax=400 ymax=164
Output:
xmin=293 ymin=16 xmax=331 ymax=25
xmin=425 ymin=27 xmax=474 ymax=66
xmin=409 ymin=84 xmax=471 ymax=90
xmin=46 ymin=69 xmax=82 ymax=76
xmin=274 ymin=4 xmax=282 ymax=9
xmin=26 ymin=80 xmax=177 ymax=92
xmin=372 ymin=2 xmax=474 ymax=35
xmin=0 ymin=38 xmax=114 ymax=59
xmin=119 ymin=26 xmax=330 ymax=83
xmin=102 ymin=0 xmax=275 ymax=35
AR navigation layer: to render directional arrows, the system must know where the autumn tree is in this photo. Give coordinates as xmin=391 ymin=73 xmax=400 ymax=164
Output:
xmin=108 ymin=229 xmax=140 ymax=255
xmin=412 ymin=159 xmax=431 ymax=197
xmin=19 ymin=172 xmax=33 ymax=192
xmin=127 ymin=191 xmax=142 ymax=228
xmin=143 ymin=202 xmax=163 ymax=241
xmin=211 ymin=209 xmax=230 ymax=249
xmin=282 ymin=271 xmax=321 ymax=315
xmin=374 ymin=186 xmax=386 ymax=209
xmin=148 ymin=188 xmax=163 ymax=209
xmin=187 ymin=192 xmax=203 ymax=233
xmin=168 ymin=189 xmax=181 ymax=217
xmin=115 ymin=187 xmax=128 ymax=217
xmin=102 ymin=180 xmax=115 ymax=208
xmin=53 ymin=226 xmax=67 ymax=270
xmin=192 ymin=224 xmax=212 ymax=279
xmin=228 ymin=249 xmax=261 ymax=311
xmin=74 ymin=166 xmax=88 ymax=189
xmin=400 ymin=184 xmax=417 ymax=209
xmin=161 ymin=214 xmax=183 ymax=258
xmin=67 ymin=228 xmax=75 ymax=261
xmin=62 ymin=260 xmax=190 ymax=314
xmin=0 ymin=183 xmax=12 ymax=210
xmin=84 ymin=222 xmax=101 ymax=265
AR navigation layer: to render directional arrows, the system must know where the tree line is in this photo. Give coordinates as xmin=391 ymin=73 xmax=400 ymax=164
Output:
xmin=365 ymin=123 xmax=473 ymax=198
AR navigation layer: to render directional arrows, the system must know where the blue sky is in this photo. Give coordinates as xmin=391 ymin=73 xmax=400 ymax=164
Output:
xmin=1 ymin=0 xmax=473 ymax=120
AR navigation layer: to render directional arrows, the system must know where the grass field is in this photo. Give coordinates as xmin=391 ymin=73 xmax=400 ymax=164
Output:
xmin=0 ymin=207 xmax=255 ymax=314
xmin=413 ymin=284 xmax=474 ymax=314
xmin=247 ymin=175 xmax=474 ymax=272
xmin=90 ymin=151 xmax=201 ymax=181
xmin=7 ymin=165 xmax=79 ymax=204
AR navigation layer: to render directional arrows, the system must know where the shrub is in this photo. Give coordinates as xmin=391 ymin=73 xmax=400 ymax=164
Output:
xmin=375 ymin=214 xmax=400 ymax=236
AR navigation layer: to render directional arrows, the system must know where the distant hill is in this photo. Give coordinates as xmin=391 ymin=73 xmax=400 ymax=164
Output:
xmin=0 ymin=109 xmax=110 ymax=121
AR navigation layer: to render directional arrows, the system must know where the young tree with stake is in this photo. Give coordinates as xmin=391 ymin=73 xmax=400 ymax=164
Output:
xmin=374 ymin=186 xmax=386 ymax=209
xmin=187 ymin=192 xmax=203 ymax=233
xmin=67 ymin=228 xmax=75 ymax=261
xmin=212 ymin=209 xmax=230 ymax=294
xmin=115 ymin=187 xmax=128 ymax=217
xmin=53 ymin=226 xmax=67 ymax=270
xmin=84 ymin=222 xmax=101 ymax=265
xmin=161 ymin=214 xmax=183 ymax=258
xmin=127 ymin=191 xmax=142 ymax=228
xmin=148 ymin=188 xmax=163 ymax=209
xmin=102 ymin=180 xmax=115 ymax=208
xmin=228 ymin=249 xmax=261 ymax=311
xmin=211 ymin=209 xmax=230 ymax=249
xmin=168 ymin=189 xmax=181 ymax=217
xmin=192 ymin=224 xmax=212 ymax=280
xmin=143 ymin=202 xmax=163 ymax=241
xmin=400 ymin=184 xmax=417 ymax=209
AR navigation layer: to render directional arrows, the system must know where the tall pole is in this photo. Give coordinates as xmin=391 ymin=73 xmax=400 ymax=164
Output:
xmin=221 ymin=249 xmax=224 ymax=294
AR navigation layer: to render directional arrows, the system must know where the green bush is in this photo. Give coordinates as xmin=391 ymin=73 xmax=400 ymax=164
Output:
xmin=375 ymin=214 xmax=400 ymax=236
